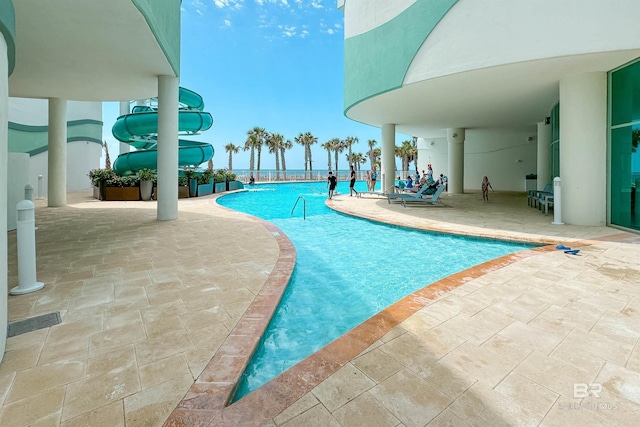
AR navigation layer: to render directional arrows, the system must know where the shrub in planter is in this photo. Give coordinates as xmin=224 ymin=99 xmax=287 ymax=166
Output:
xmin=137 ymin=168 xmax=155 ymax=201
xmin=197 ymin=169 xmax=214 ymax=196
xmin=103 ymin=175 xmax=140 ymax=201
xmin=88 ymin=168 xmax=115 ymax=200
xmin=183 ymin=169 xmax=198 ymax=197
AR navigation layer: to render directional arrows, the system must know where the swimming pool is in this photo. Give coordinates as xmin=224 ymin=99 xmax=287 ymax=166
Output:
xmin=217 ymin=181 xmax=536 ymax=399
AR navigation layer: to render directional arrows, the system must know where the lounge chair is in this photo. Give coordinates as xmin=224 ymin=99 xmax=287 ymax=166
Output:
xmin=529 ymin=183 xmax=552 ymax=208
xmin=398 ymin=184 xmax=446 ymax=207
xmin=357 ymin=185 xmax=396 ymax=199
xmin=387 ymin=184 xmax=431 ymax=203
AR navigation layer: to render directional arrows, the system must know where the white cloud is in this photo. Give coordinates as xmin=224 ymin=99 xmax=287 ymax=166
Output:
xmin=310 ymin=0 xmax=323 ymax=9
xmin=279 ymin=24 xmax=297 ymax=37
xmin=224 ymin=19 xmax=232 ymax=27
xmin=215 ymin=0 xmax=244 ymax=9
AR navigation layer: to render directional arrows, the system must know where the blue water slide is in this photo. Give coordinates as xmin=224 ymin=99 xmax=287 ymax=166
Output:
xmin=112 ymin=87 xmax=214 ymax=176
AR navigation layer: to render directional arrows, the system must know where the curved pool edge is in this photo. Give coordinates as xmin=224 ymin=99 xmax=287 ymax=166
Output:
xmin=163 ymin=192 xmax=569 ymax=426
xmin=163 ymin=195 xmax=296 ymax=425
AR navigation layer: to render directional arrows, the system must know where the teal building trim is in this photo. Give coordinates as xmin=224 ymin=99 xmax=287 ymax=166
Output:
xmin=344 ymin=0 xmax=458 ymax=113
xmin=0 ymin=0 xmax=16 ymax=75
xmin=132 ymin=0 xmax=181 ymax=77
xmin=8 ymin=119 xmax=103 ymax=156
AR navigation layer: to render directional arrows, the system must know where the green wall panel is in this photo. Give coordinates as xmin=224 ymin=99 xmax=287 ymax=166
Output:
xmin=344 ymin=0 xmax=458 ymax=113
xmin=8 ymin=119 xmax=103 ymax=156
xmin=132 ymin=0 xmax=181 ymax=77
xmin=0 ymin=0 xmax=15 ymax=75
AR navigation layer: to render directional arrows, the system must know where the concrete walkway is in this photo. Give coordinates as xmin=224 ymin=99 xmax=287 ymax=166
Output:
xmin=1 ymin=189 xmax=639 ymax=426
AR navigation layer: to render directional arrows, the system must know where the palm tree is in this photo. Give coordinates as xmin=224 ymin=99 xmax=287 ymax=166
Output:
xmin=352 ymin=153 xmax=366 ymax=172
xmin=267 ymin=133 xmax=284 ymax=180
xmin=103 ymin=141 xmax=111 ymax=170
xmin=254 ymin=127 xmax=267 ymax=180
xmin=343 ymin=136 xmax=358 ymax=167
xmin=224 ymin=143 xmax=240 ymax=172
xmin=372 ymin=148 xmax=381 ymax=169
xmin=367 ymin=139 xmax=377 ymax=170
xmin=321 ymin=140 xmax=333 ymax=172
xmin=330 ymin=138 xmax=344 ymax=173
xmin=280 ymin=139 xmax=292 ymax=180
xmin=295 ymin=132 xmax=318 ymax=179
xmin=397 ymin=140 xmax=416 ymax=176
xmin=244 ymin=132 xmax=257 ymax=178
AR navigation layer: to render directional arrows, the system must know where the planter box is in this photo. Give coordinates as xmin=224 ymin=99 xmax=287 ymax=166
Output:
xmin=104 ymin=187 xmax=140 ymax=201
xmin=228 ymin=180 xmax=242 ymax=191
xmin=93 ymin=186 xmax=100 ymax=199
xmin=197 ymin=181 xmax=214 ymax=197
xmin=178 ymin=186 xmax=189 ymax=198
xmin=214 ymin=182 xmax=226 ymax=193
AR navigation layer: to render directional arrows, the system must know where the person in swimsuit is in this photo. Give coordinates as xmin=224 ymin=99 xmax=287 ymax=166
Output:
xmin=482 ymin=175 xmax=493 ymax=202
xmin=327 ymin=171 xmax=337 ymax=199
xmin=370 ymin=168 xmax=377 ymax=191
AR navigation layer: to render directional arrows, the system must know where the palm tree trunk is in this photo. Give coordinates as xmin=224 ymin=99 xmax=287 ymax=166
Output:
xmin=308 ymin=145 xmax=313 ymax=179
xmin=280 ymin=148 xmax=287 ymax=180
xmin=275 ymin=150 xmax=280 ymax=180
xmin=250 ymin=148 xmax=255 ymax=177
xmin=256 ymin=146 xmax=262 ymax=181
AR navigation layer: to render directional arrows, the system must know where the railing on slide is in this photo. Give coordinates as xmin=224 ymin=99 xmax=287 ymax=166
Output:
xmin=291 ymin=196 xmax=306 ymax=220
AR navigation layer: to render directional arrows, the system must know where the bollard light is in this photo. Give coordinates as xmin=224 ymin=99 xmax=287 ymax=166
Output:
xmin=10 ymin=200 xmax=45 ymax=295
xmin=551 ymin=177 xmax=564 ymax=225
xmin=24 ymin=184 xmax=34 ymax=201
xmin=37 ymin=175 xmax=44 ymax=199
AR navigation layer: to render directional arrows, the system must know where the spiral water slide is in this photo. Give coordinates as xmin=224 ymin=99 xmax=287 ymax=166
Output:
xmin=112 ymin=87 xmax=214 ymax=176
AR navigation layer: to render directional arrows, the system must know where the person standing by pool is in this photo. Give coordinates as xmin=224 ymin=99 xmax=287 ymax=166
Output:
xmin=370 ymin=168 xmax=377 ymax=191
xmin=365 ymin=170 xmax=371 ymax=191
xmin=349 ymin=165 xmax=358 ymax=196
xmin=327 ymin=171 xmax=337 ymax=199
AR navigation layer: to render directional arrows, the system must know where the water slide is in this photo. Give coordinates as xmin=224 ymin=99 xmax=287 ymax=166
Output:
xmin=112 ymin=87 xmax=214 ymax=176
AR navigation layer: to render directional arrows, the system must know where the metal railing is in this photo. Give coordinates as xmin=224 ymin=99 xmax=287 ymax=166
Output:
xmin=291 ymin=196 xmax=306 ymax=220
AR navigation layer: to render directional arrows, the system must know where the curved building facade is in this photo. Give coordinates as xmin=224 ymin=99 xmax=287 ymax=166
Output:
xmin=340 ymin=0 xmax=640 ymax=231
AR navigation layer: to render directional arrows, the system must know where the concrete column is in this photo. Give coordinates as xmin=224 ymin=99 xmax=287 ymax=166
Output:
xmin=559 ymin=72 xmax=607 ymax=226
xmin=119 ymin=101 xmax=130 ymax=155
xmin=156 ymin=75 xmax=179 ymax=220
xmin=381 ymin=124 xmax=396 ymax=192
xmin=0 ymin=35 xmax=9 ymax=361
xmin=447 ymin=128 xmax=465 ymax=194
xmin=48 ymin=98 xmax=67 ymax=207
xmin=536 ymin=120 xmax=551 ymax=190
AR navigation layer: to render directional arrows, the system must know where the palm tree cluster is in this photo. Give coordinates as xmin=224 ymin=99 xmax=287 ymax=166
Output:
xmin=395 ymin=138 xmax=418 ymax=178
xmin=223 ymin=127 xmax=384 ymax=181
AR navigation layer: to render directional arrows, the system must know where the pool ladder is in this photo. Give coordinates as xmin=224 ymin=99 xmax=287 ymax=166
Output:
xmin=291 ymin=196 xmax=306 ymax=220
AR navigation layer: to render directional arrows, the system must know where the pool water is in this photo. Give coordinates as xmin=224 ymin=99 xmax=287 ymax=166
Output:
xmin=217 ymin=181 xmax=535 ymax=399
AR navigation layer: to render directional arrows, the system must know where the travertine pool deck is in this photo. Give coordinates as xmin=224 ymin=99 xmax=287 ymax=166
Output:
xmin=2 ymin=188 xmax=639 ymax=426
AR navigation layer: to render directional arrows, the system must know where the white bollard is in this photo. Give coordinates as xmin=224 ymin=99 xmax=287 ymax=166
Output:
xmin=10 ymin=200 xmax=45 ymax=295
xmin=24 ymin=184 xmax=34 ymax=201
xmin=551 ymin=176 xmax=564 ymax=225
xmin=37 ymin=175 xmax=44 ymax=199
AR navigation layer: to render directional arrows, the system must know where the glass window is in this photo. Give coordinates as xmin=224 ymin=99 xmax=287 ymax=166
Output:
xmin=610 ymin=61 xmax=640 ymax=231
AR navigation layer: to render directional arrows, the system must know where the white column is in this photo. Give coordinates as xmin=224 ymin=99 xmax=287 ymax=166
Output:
xmin=118 ymin=101 xmax=130 ymax=155
xmin=156 ymin=75 xmax=179 ymax=220
xmin=381 ymin=124 xmax=396 ymax=192
xmin=48 ymin=98 xmax=67 ymax=207
xmin=559 ymin=72 xmax=607 ymax=226
xmin=0 ymin=35 xmax=9 ymax=361
xmin=447 ymin=128 xmax=465 ymax=194
xmin=536 ymin=120 xmax=551 ymax=190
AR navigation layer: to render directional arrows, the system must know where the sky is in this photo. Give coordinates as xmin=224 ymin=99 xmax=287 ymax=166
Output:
xmin=101 ymin=0 xmax=410 ymax=171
